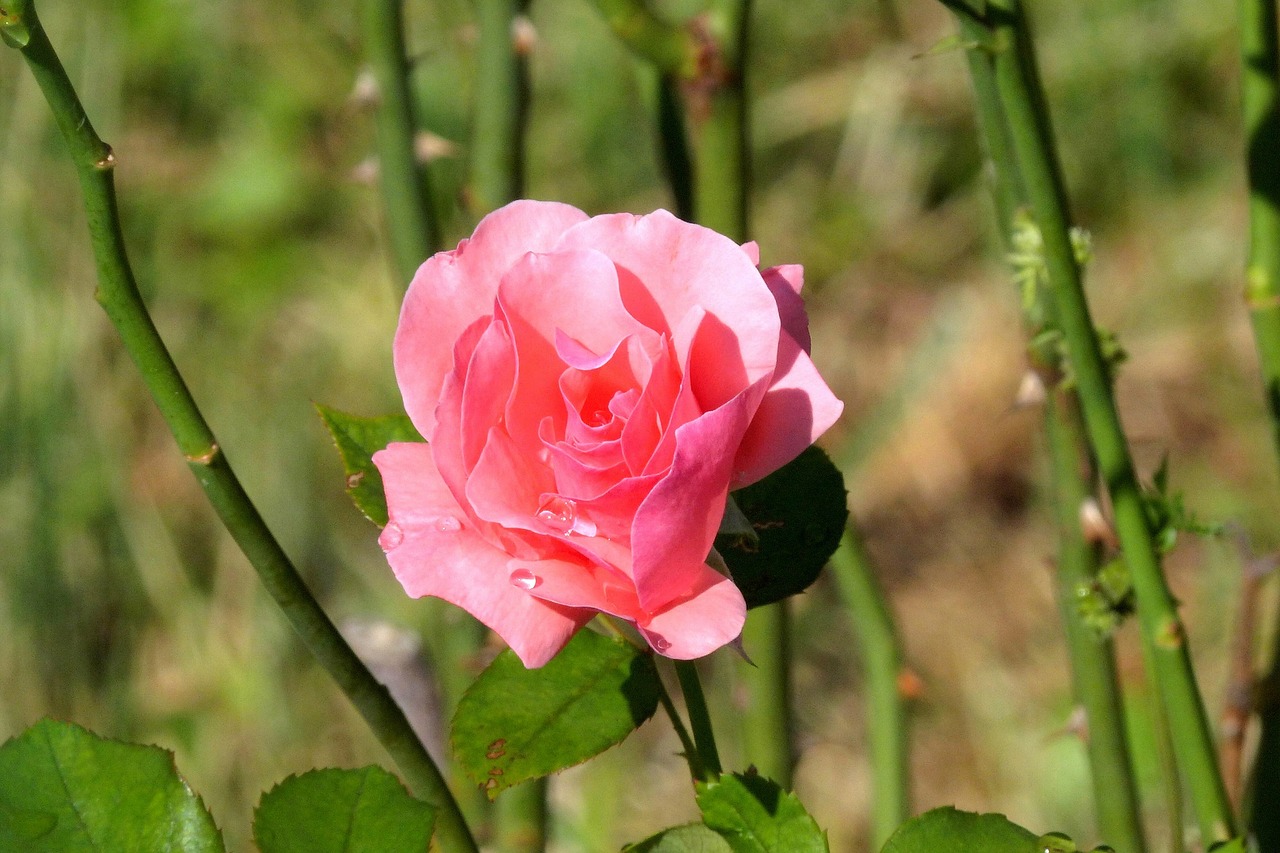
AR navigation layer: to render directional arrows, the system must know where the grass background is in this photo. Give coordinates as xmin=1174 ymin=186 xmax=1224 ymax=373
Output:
xmin=0 ymin=0 xmax=1273 ymax=849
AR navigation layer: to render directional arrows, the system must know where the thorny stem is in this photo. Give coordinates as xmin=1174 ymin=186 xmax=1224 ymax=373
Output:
xmin=359 ymin=0 xmax=440 ymax=284
xmin=470 ymin=0 xmax=530 ymax=214
xmin=1237 ymin=0 xmax=1280 ymax=839
xmin=3 ymin=6 xmax=477 ymax=851
xmin=967 ymin=0 xmax=1235 ymax=841
xmin=957 ymin=16 xmax=1145 ymax=848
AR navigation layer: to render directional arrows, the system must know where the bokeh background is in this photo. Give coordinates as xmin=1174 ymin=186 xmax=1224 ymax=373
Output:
xmin=1 ymin=0 xmax=1274 ymax=849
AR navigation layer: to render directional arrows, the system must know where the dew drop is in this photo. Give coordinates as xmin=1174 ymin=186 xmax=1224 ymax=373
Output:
xmin=381 ymin=522 xmax=404 ymax=550
xmin=434 ymin=516 xmax=462 ymax=533
xmin=510 ymin=568 xmax=542 ymax=591
xmin=650 ymin=635 xmax=672 ymax=653
xmin=535 ymin=495 xmax=578 ymax=534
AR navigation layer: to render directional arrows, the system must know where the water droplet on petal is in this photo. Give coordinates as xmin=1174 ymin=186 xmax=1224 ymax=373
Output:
xmin=535 ymin=495 xmax=578 ymax=534
xmin=510 ymin=568 xmax=542 ymax=590
xmin=434 ymin=516 xmax=462 ymax=533
xmin=381 ymin=522 xmax=404 ymax=550
xmin=650 ymin=634 xmax=672 ymax=653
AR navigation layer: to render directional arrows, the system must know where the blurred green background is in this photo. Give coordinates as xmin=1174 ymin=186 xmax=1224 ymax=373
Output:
xmin=0 ymin=0 xmax=1273 ymax=849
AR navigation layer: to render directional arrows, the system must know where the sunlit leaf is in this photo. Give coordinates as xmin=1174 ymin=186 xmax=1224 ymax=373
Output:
xmin=879 ymin=807 xmax=1037 ymax=853
xmin=316 ymin=405 xmax=423 ymax=527
xmin=254 ymin=766 xmax=434 ymax=853
xmin=451 ymin=630 xmax=660 ymax=798
xmin=0 ymin=719 xmax=224 ymax=852
xmin=696 ymin=774 xmax=828 ymax=853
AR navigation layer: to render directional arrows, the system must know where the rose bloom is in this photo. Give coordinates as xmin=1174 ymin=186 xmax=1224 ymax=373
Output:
xmin=373 ymin=201 xmax=842 ymax=667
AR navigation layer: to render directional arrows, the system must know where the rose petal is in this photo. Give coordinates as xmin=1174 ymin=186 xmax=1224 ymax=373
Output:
xmin=465 ymin=425 xmax=557 ymax=530
xmin=638 ymin=564 xmax=746 ymax=659
xmin=497 ymin=248 xmax=649 ymax=453
xmin=630 ymin=381 xmax=761 ymax=611
xmin=555 ymin=210 xmax=780 ymax=388
xmin=396 ymin=201 xmax=589 ymax=437
xmin=507 ymin=554 xmax=642 ymax=620
xmin=761 ymin=264 xmax=810 ymax=352
xmin=374 ymin=442 xmax=592 ymax=667
xmin=731 ymin=329 xmax=844 ymax=488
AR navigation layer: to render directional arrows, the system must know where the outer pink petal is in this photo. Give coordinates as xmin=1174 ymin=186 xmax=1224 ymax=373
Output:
xmin=395 ymin=200 xmax=588 ymax=437
xmin=555 ymin=210 xmax=780 ymax=390
xmin=731 ymin=329 xmax=844 ymax=488
xmin=374 ymin=442 xmax=592 ymax=667
xmin=465 ymin=426 xmax=557 ymax=530
xmin=761 ymin=264 xmax=811 ymax=352
xmin=630 ymin=383 xmax=759 ymax=611
xmin=638 ymin=564 xmax=746 ymax=659
xmin=507 ymin=554 xmax=642 ymax=620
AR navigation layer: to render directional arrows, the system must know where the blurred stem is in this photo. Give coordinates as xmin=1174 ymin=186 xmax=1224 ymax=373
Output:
xmin=471 ymin=0 xmax=529 ymax=213
xmin=969 ymin=0 xmax=1235 ymax=841
xmin=739 ymin=604 xmax=793 ymax=787
xmin=359 ymin=0 xmax=440 ymax=284
xmin=674 ymin=660 xmax=723 ymax=780
xmin=1045 ymin=396 xmax=1147 ymax=853
xmin=587 ymin=0 xmax=695 ymax=75
xmin=656 ymin=670 xmax=706 ymax=781
xmin=649 ymin=68 xmax=695 ymax=221
xmin=959 ymin=20 xmax=1146 ymax=850
xmin=4 ymin=7 xmax=478 ymax=852
xmin=830 ymin=529 xmax=909 ymax=849
xmin=494 ymin=783 xmax=548 ymax=853
xmin=690 ymin=0 xmax=751 ymax=240
xmin=1238 ymin=0 xmax=1280 ymax=840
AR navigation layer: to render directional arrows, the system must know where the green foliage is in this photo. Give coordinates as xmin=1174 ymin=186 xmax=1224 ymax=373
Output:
xmin=451 ymin=629 xmax=661 ymax=799
xmin=714 ymin=446 xmax=848 ymax=609
xmin=625 ymin=824 xmax=735 ymax=852
xmin=878 ymin=807 xmax=1035 ymax=853
xmin=1074 ymin=556 xmax=1135 ymax=637
xmin=316 ymin=405 xmax=423 ymax=527
xmin=253 ymin=766 xmax=435 ymax=853
xmin=1142 ymin=455 xmax=1223 ymax=554
xmin=0 ymin=719 xmax=224 ymax=852
xmin=695 ymin=774 xmax=829 ymax=853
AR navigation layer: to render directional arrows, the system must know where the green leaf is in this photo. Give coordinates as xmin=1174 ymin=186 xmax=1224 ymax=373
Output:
xmin=1206 ymin=840 xmax=1247 ymax=853
xmin=0 ymin=719 xmax=224 ymax=852
xmin=625 ymin=823 xmax=734 ymax=852
xmin=451 ymin=629 xmax=661 ymax=798
xmin=714 ymin=446 xmax=848 ymax=608
xmin=879 ymin=807 xmax=1038 ymax=853
xmin=316 ymin=405 xmax=423 ymax=527
xmin=696 ymin=773 xmax=829 ymax=853
xmin=253 ymin=766 xmax=434 ymax=853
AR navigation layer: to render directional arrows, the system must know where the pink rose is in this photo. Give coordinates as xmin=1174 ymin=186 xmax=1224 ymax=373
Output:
xmin=373 ymin=201 xmax=843 ymax=667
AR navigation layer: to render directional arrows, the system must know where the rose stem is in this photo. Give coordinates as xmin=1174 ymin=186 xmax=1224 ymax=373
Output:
xmin=829 ymin=530 xmax=910 ymax=848
xmin=0 ymin=6 xmax=479 ymax=852
xmin=956 ymin=21 xmax=1147 ymax=850
xmin=689 ymin=0 xmax=750 ymax=241
xmin=469 ymin=0 xmax=529 ymax=215
xmin=585 ymin=0 xmax=696 ymax=219
xmin=359 ymin=0 xmax=441 ymax=284
xmin=674 ymin=660 xmax=724 ymax=778
xmin=1237 ymin=0 xmax=1280 ymax=838
xmin=949 ymin=0 xmax=1236 ymax=841
xmin=658 ymin=672 xmax=709 ymax=782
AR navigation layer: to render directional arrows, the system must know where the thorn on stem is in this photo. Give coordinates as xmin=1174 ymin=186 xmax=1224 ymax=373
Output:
xmin=93 ymin=147 xmax=116 ymax=171
xmin=185 ymin=443 xmax=220 ymax=466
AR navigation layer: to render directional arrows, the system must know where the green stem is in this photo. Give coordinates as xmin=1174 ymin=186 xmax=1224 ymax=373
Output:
xmin=957 ymin=19 xmax=1146 ymax=849
xmin=359 ymin=0 xmax=440 ymax=284
xmin=470 ymin=0 xmax=529 ymax=213
xmin=587 ymin=0 xmax=695 ymax=75
xmin=674 ymin=660 xmax=723 ymax=779
xmin=690 ymin=0 xmax=751 ymax=241
xmin=652 ymin=69 xmax=695 ymax=221
xmin=975 ymin=0 xmax=1235 ymax=841
xmin=4 ymin=7 xmax=477 ymax=851
xmin=656 ymin=669 xmax=707 ymax=782
xmin=494 ymin=781 xmax=548 ymax=853
xmin=738 ymin=604 xmax=794 ymax=787
xmin=829 ymin=530 xmax=909 ymax=849
xmin=1045 ymin=396 xmax=1147 ymax=853
xmin=1238 ymin=0 xmax=1280 ymax=839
